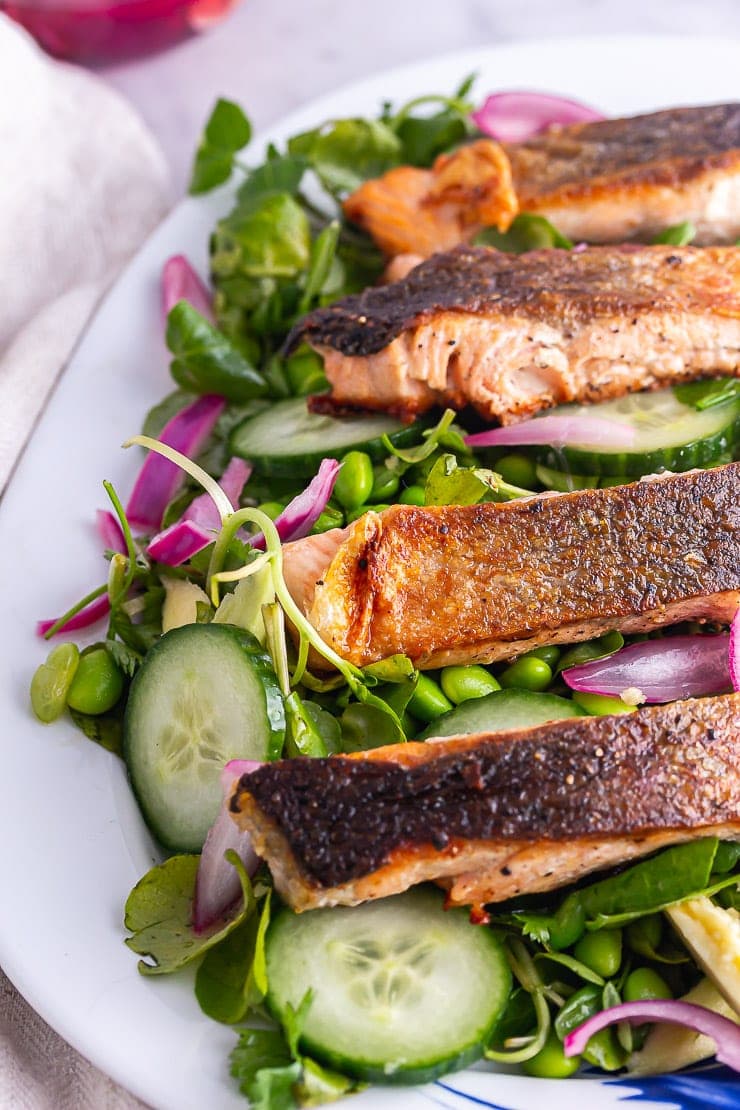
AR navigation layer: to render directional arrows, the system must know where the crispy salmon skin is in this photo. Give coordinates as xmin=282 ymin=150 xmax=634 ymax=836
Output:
xmin=283 ymin=465 xmax=740 ymax=670
xmin=507 ymin=102 xmax=740 ymax=245
xmin=289 ymin=244 xmax=740 ymax=424
xmin=230 ymin=694 xmax=740 ymax=912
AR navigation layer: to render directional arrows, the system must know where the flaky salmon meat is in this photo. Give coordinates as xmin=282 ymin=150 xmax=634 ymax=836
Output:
xmin=230 ymin=693 xmax=740 ymax=912
xmin=288 ymin=244 xmax=740 ymax=424
xmin=282 ymin=465 xmax=740 ymax=670
xmin=506 ymin=103 xmax=740 ymax=245
xmin=343 ymin=139 xmax=518 ymax=258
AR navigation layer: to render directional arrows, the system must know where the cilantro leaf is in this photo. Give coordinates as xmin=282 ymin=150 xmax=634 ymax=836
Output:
xmin=190 ymin=99 xmax=252 ymax=195
xmin=230 ymin=1028 xmax=299 ymax=1110
xmin=124 ymin=851 xmax=256 ymax=975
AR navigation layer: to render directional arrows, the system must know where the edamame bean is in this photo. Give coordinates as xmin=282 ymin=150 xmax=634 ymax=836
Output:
xmin=499 ymin=656 xmax=552 ymax=692
xmin=440 ymin=665 xmax=501 ymax=704
xmin=30 ymin=643 xmax=80 ymax=723
xmin=67 ymin=648 xmax=124 ymax=715
xmin=310 ymin=504 xmax=345 ymax=534
xmin=523 ymin=645 xmax=561 ymax=668
xmin=334 ymin=451 xmax=374 ymax=510
xmin=573 ymin=929 xmax=623 ymax=979
xmin=572 ymin=691 xmax=636 ymax=716
xmin=496 ymin=453 xmax=538 ymax=490
xmin=398 ymin=484 xmax=426 ymax=506
xmin=626 ymin=914 xmax=662 ymax=956
xmin=623 ymin=968 xmax=672 ymax=1002
xmin=369 ymin=467 xmax=400 ymax=502
xmin=522 ymin=1030 xmax=581 ymax=1079
xmin=407 ymin=674 xmax=453 ymax=723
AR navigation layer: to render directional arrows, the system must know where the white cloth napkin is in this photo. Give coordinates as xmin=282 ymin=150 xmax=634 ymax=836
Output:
xmin=0 ymin=16 xmax=171 ymax=493
xmin=0 ymin=16 xmax=170 ymax=1106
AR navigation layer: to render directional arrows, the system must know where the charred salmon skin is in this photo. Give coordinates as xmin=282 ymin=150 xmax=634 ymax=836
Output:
xmin=282 ymin=465 xmax=740 ymax=670
xmin=507 ymin=102 xmax=740 ymax=246
xmin=288 ymin=244 xmax=740 ymax=424
xmin=230 ymin=693 xmax=740 ymax=912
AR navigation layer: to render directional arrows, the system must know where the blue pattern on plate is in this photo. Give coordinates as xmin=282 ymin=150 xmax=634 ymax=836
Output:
xmin=431 ymin=1079 xmax=510 ymax=1110
xmin=609 ymin=1065 xmax=740 ymax=1109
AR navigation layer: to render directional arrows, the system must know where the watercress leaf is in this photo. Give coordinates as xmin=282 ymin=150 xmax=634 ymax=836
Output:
xmin=652 ymin=220 xmax=696 ymax=246
xmin=362 ymin=655 xmax=416 ymax=683
xmin=340 ymin=701 xmax=405 ymax=753
xmin=167 ymin=301 xmax=267 ymax=402
xmin=289 ymin=119 xmax=402 ymax=196
xmin=230 ymin=1028 xmax=299 ymax=1109
xmin=713 ymin=842 xmax=740 ymax=873
xmin=237 ymin=155 xmax=308 ymax=207
xmin=195 ymin=915 xmax=259 ymax=1024
xmin=382 ymin=408 xmax=457 ymax=465
xmin=285 ymin=692 xmax=340 ymax=758
xmin=124 ymin=852 xmax=255 ymax=975
xmin=142 ymin=389 xmax=199 ymax=439
xmin=475 ymin=213 xmax=573 ymax=253
xmin=397 ymin=111 xmax=470 ymax=167
xmin=68 ymin=706 xmax=124 ymax=756
xmin=219 ymin=194 xmax=311 ymax=278
xmin=190 ymin=99 xmax=252 ymax=194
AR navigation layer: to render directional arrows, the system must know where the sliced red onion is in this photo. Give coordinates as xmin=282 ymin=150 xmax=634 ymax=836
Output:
xmin=37 ymin=594 xmax=110 ymax=638
xmin=472 ymin=91 xmax=604 ymax=143
xmin=251 ymin=458 xmax=340 ymax=550
xmin=125 ymin=394 xmax=225 ymax=533
xmin=730 ymin=608 xmax=740 ymax=692
xmin=146 ymin=519 xmax=214 ymax=566
xmin=183 ymin=457 xmax=252 ymax=531
xmin=193 ymin=759 xmax=262 ymax=933
xmin=95 ymin=509 xmax=127 ymax=554
xmin=563 ymin=634 xmax=732 ymax=703
xmin=465 ymin=415 xmax=636 ymax=450
xmin=564 ymin=1000 xmax=740 ymax=1072
xmin=162 ymin=254 xmax=214 ymax=322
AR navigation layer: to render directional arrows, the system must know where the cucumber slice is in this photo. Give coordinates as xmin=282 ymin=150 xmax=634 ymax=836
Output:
xmin=265 ymin=887 xmax=511 ymax=1084
xmin=229 ymin=396 xmax=428 ymax=477
xmin=536 ymin=387 xmax=740 ymax=477
xmin=123 ymin=624 xmax=285 ymax=853
xmin=419 ymin=689 xmax=584 ymax=740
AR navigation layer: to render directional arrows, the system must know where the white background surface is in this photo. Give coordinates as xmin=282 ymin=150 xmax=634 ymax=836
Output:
xmin=103 ymin=0 xmax=740 ymax=193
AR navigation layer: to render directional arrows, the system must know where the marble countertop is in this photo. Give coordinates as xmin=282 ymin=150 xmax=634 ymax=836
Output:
xmin=104 ymin=0 xmax=740 ymax=194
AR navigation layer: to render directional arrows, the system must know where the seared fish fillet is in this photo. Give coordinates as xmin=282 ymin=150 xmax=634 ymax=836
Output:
xmin=289 ymin=244 xmax=740 ymax=424
xmin=343 ymin=104 xmax=740 ymax=253
xmin=230 ymin=693 xmax=740 ymax=912
xmin=282 ymin=465 xmax=740 ymax=670
xmin=507 ymin=103 xmax=740 ymax=245
xmin=343 ymin=139 xmax=517 ymax=258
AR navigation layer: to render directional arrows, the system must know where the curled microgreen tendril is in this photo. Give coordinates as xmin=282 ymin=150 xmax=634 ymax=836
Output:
xmin=123 ymin=436 xmax=234 ymax=523
xmin=486 ymin=937 xmax=551 ymax=1064
xmin=210 ymin=550 xmax=272 ymax=607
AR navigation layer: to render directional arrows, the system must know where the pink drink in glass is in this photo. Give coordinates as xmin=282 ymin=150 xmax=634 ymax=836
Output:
xmin=1 ymin=0 xmax=239 ymax=62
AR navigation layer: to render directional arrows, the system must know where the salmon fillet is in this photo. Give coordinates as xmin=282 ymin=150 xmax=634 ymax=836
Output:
xmin=343 ymin=139 xmax=517 ymax=258
xmin=289 ymin=244 xmax=740 ymax=424
xmin=230 ymin=693 xmax=740 ymax=912
xmin=507 ymin=103 xmax=740 ymax=245
xmin=282 ymin=465 xmax=740 ymax=670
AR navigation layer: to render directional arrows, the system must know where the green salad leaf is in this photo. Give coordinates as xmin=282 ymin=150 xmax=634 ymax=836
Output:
xmin=190 ymin=99 xmax=252 ymax=195
xmin=124 ymin=851 xmax=256 ymax=975
xmin=652 ymin=220 xmax=696 ymax=246
xmin=475 ymin=213 xmax=574 ymax=253
xmin=196 ymin=889 xmax=272 ymax=1022
xmin=288 ymin=119 xmax=402 ymax=197
xmin=167 ymin=302 xmax=268 ymax=402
